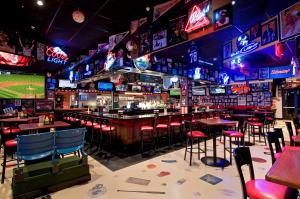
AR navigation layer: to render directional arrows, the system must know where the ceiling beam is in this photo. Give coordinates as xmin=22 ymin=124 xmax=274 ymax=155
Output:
xmin=46 ymin=0 xmax=64 ymax=34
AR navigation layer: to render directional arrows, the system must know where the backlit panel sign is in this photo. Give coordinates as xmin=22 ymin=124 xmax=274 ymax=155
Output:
xmin=0 ymin=51 xmax=34 ymax=66
xmin=269 ymin=65 xmax=294 ymax=79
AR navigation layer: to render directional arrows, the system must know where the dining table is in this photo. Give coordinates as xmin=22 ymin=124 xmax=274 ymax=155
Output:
xmin=265 ymin=148 xmax=300 ymax=189
xmin=0 ymin=117 xmax=39 ymax=123
xmin=198 ymin=118 xmax=238 ymax=167
xmin=18 ymin=121 xmax=70 ymax=133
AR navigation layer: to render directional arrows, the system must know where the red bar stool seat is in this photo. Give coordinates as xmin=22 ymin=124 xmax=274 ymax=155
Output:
xmin=224 ymin=130 xmax=244 ymax=137
xmin=2 ymin=127 xmax=20 ymax=134
xmin=248 ymin=118 xmax=259 ymax=122
xmin=246 ymin=179 xmax=298 ymax=199
xmin=101 ymin=125 xmax=116 ymax=132
xmin=170 ymin=122 xmax=181 ymax=127
xmin=141 ymin=126 xmax=154 ymax=131
xmin=156 ymin=124 xmax=168 ymax=128
xmin=187 ymin=130 xmax=207 ymax=138
xmin=85 ymin=121 xmax=93 ymax=127
xmin=248 ymin=122 xmax=263 ymax=127
xmin=5 ymin=139 xmax=17 ymax=147
xmin=80 ymin=120 xmax=86 ymax=125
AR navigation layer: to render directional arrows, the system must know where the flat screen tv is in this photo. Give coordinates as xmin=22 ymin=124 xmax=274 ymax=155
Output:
xmin=59 ymin=79 xmax=77 ymax=88
xmin=98 ymin=82 xmax=113 ymax=91
xmin=192 ymin=87 xmax=206 ymax=96
xmin=209 ymin=86 xmax=226 ymax=95
xmin=170 ymin=88 xmax=180 ymax=96
xmin=80 ymin=95 xmax=87 ymax=101
xmin=115 ymin=84 xmax=128 ymax=92
xmin=132 ymin=85 xmax=141 ymax=92
xmin=153 ymin=87 xmax=161 ymax=93
xmin=0 ymin=73 xmax=45 ymax=99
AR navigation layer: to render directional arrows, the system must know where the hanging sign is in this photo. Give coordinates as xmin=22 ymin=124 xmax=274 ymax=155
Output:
xmin=46 ymin=46 xmax=68 ymax=65
xmin=153 ymin=0 xmax=180 ymax=22
xmin=185 ymin=1 xmax=210 ymax=33
xmin=134 ymin=54 xmax=150 ymax=71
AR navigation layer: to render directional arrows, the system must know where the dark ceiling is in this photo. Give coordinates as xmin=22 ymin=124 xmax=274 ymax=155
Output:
xmin=1 ymin=0 xmax=299 ymax=68
xmin=0 ymin=0 xmax=167 ymax=58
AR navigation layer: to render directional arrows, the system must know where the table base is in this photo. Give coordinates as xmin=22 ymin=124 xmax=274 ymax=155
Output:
xmin=201 ymin=156 xmax=230 ymax=167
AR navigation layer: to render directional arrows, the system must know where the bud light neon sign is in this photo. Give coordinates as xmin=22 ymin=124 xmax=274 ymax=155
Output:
xmin=185 ymin=3 xmax=210 ymax=33
xmin=46 ymin=46 xmax=68 ymax=65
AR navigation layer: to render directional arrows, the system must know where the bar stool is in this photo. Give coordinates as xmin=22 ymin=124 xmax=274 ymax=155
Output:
xmin=223 ymin=125 xmax=245 ymax=164
xmin=154 ymin=116 xmax=170 ymax=148
xmin=97 ymin=118 xmax=117 ymax=154
xmin=234 ymin=147 xmax=299 ymax=199
xmin=248 ymin=122 xmax=266 ymax=145
xmin=184 ymin=119 xmax=207 ymax=166
xmin=168 ymin=115 xmax=183 ymax=145
xmin=1 ymin=127 xmax=18 ymax=183
xmin=140 ymin=118 xmax=156 ymax=155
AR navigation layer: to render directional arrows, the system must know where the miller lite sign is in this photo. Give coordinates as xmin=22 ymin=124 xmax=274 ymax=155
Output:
xmin=185 ymin=1 xmax=211 ymax=33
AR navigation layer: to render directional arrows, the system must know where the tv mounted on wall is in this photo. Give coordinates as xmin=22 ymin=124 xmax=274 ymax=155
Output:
xmin=0 ymin=73 xmax=45 ymax=99
xmin=209 ymin=86 xmax=226 ymax=95
xmin=98 ymin=82 xmax=113 ymax=91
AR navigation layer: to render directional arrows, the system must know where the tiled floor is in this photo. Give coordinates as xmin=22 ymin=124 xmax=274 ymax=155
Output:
xmin=0 ymin=120 xmax=295 ymax=199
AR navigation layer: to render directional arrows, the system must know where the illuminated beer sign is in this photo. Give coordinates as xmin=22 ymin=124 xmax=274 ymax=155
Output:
xmin=46 ymin=46 xmax=68 ymax=65
xmin=185 ymin=3 xmax=210 ymax=33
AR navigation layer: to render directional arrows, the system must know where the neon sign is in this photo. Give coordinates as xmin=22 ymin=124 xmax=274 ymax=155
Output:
xmin=240 ymin=42 xmax=259 ymax=54
xmin=46 ymin=46 xmax=68 ymax=65
xmin=185 ymin=4 xmax=210 ymax=33
xmin=134 ymin=54 xmax=150 ymax=71
xmin=193 ymin=67 xmax=201 ymax=80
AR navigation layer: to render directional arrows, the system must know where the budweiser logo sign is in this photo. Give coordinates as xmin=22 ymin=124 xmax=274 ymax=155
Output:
xmin=46 ymin=46 xmax=68 ymax=65
xmin=185 ymin=3 xmax=210 ymax=33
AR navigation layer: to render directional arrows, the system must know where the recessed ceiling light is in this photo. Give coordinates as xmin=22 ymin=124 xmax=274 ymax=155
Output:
xmin=231 ymin=0 xmax=236 ymax=5
xmin=31 ymin=25 xmax=35 ymax=30
xmin=146 ymin=5 xmax=150 ymax=12
xmin=37 ymin=0 xmax=44 ymax=6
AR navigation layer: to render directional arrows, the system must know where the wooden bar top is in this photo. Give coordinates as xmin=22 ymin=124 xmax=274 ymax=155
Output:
xmin=198 ymin=118 xmax=237 ymax=126
xmin=19 ymin=121 xmax=70 ymax=131
xmin=266 ymin=148 xmax=300 ymax=189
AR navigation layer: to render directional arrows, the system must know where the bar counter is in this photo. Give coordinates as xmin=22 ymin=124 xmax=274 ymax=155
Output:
xmin=76 ymin=110 xmax=223 ymax=145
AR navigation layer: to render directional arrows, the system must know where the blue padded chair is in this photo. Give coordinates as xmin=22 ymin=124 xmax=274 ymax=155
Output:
xmin=55 ymin=128 xmax=86 ymax=157
xmin=16 ymin=132 xmax=55 ymax=169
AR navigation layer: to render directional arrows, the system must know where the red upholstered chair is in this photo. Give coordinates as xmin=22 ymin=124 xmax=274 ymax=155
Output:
xmin=286 ymin=121 xmax=298 ymax=146
xmin=248 ymin=122 xmax=266 ymax=145
xmin=267 ymin=129 xmax=285 ymax=164
xmin=184 ymin=118 xmax=207 ymax=166
xmin=234 ymin=147 xmax=298 ymax=199
xmin=223 ymin=129 xmax=245 ymax=164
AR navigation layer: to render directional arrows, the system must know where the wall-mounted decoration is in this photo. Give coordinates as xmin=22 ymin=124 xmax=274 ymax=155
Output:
xmin=108 ymin=31 xmax=129 ymax=51
xmin=72 ymin=10 xmax=85 ymax=23
xmin=134 ymin=54 xmax=150 ymax=71
xmin=279 ymin=1 xmax=300 ymax=40
xmin=152 ymin=30 xmax=167 ymax=51
xmin=0 ymin=51 xmax=34 ymax=66
xmin=139 ymin=31 xmax=151 ymax=56
xmin=104 ymin=52 xmax=116 ymax=71
xmin=185 ymin=0 xmax=211 ymax=33
xmin=261 ymin=17 xmax=278 ymax=46
xmin=36 ymin=42 xmax=45 ymax=61
xmin=213 ymin=3 xmax=232 ymax=30
xmin=269 ymin=65 xmax=295 ymax=79
xmin=168 ymin=15 xmax=187 ymax=46
xmin=153 ymin=0 xmax=180 ymax=22
xmin=223 ymin=41 xmax=232 ymax=59
xmin=0 ymin=30 xmax=16 ymax=54
xmin=249 ymin=23 xmax=262 ymax=41
xmin=259 ymin=67 xmax=270 ymax=79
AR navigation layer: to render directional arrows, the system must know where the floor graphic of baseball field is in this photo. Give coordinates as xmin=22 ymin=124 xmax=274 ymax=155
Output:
xmin=0 ymin=74 xmax=45 ymax=99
